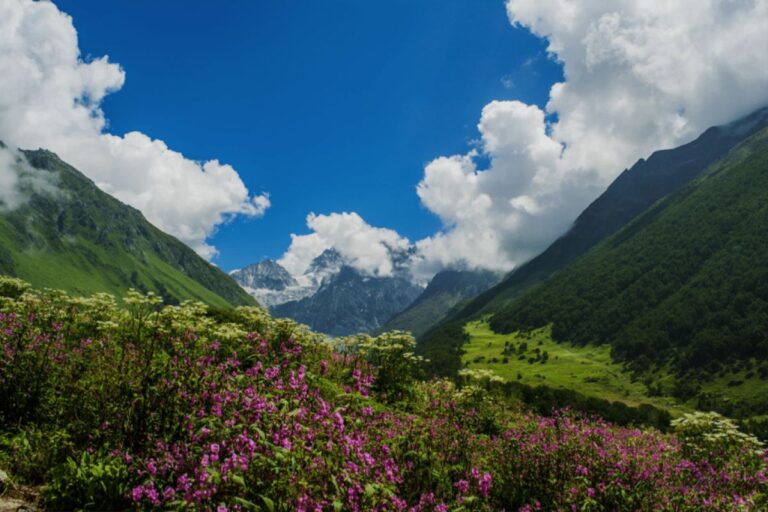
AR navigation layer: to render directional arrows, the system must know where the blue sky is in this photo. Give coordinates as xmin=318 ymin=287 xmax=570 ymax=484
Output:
xmin=55 ymin=0 xmax=563 ymax=271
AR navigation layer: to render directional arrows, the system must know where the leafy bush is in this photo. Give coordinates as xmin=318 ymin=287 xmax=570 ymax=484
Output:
xmin=0 ymin=275 xmax=29 ymax=300
xmin=0 ymin=428 xmax=74 ymax=483
xmin=44 ymin=451 xmax=131 ymax=511
xmin=673 ymin=411 xmax=765 ymax=460
xmin=333 ymin=330 xmax=424 ymax=402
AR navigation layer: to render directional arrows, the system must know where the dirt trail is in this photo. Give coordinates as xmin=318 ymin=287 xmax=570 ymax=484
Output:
xmin=0 ymin=485 xmax=40 ymax=512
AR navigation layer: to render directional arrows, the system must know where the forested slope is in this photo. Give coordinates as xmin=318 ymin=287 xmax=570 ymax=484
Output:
xmin=418 ymin=107 xmax=768 ymax=377
xmin=491 ymin=127 xmax=768 ymax=378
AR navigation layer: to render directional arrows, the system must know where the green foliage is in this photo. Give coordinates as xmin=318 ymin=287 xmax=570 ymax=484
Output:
xmin=673 ymin=411 xmax=765 ymax=461
xmin=334 ymin=330 xmax=424 ymax=402
xmin=459 ymin=368 xmax=504 ymax=387
xmin=44 ymin=451 xmax=131 ymax=511
xmin=503 ymin=381 xmax=672 ymax=431
xmin=456 ymin=371 xmax=507 ymax=434
xmin=0 ymin=428 xmax=74 ymax=484
xmin=416 ymin=318 xmax=469 ymax=377
xmin=0 ymin=275 xmax=29 ymax=299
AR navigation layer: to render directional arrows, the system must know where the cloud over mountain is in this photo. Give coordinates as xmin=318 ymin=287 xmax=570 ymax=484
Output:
xmin=0 ymin=0 xmax=269 ymax=258
xmin=279 ymin=1 xmax=768 ymax=281
xmin=4 ymin=0 xmax=766 ymax=276
xmin=0 ymin=144 xmax=60 ymax=211
xmin=410 ymin=0 xmax=768 ymax=275
xmin=278 ymin=212 xmax=411 ymax=279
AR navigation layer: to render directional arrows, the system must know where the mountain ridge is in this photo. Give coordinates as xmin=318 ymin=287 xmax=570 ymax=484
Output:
xmin=379 ymin=268 xmax=500 ymax=338
xmin=417 ymin=106 xmax=768 ymax=375
xmin=0 ymin=146 xmax=256 ymax=307
xmin=460 ymin=106 xmax=768 ymax=318
xmin=491 ymin=126 xmax=768 ymax=361
xmin=234 ymin=248 xmax=425 ymax=336
xmin=482 ymin=125 xmax=768 ymax=419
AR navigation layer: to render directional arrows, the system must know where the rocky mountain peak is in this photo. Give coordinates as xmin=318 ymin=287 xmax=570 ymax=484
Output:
xmin=230 ymin=260 xmax=297 ymax=291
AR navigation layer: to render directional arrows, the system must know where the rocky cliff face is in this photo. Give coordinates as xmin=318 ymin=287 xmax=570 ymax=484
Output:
xmin=231 ymin=250 xmax=348 ymax=308
xmin=272 ymin=265 xmax=423 ymax=336
xmin=229 ymin=260 xmax=310 ymax=307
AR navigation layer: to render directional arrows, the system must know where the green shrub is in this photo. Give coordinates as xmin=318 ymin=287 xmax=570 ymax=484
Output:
xmin=672 ymin=411 xmax=765 ymax=462
xmin=0 ymin=275 xmax=30 ymax=300
xmin=333 ymin=331 xmax=424 ymax=402
xmin=0 ymin=428 xmax=74 ymax=483
xmin=44 ymin=451 xmax=131 ymax=511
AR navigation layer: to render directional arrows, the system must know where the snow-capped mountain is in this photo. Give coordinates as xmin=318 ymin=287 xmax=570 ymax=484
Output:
xmin=230 ymin=260 xmax=310 ymax=308
xmin=230 ymin=249 xmax=352 ymax=308
xmin=301 ymin=248 xmax=345 ymax=289
xmin=230 ymin=260 xmax=297 ymax=291
xmin=272 ymin=265 xmax=423 ymax=336
xmin=232 ymin=248 xmax=425 ymax=334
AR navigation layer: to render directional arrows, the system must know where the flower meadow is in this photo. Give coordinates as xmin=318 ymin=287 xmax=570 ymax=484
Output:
xmin=0 ymin=277 xmax=766 ymax=511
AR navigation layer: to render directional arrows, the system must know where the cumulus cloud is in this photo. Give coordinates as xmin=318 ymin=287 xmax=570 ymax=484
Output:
xmin=411 ymin=0 xmax=768 ymax=276
xmin=278 ymin=212 xmax=411 ymax=278
xmin=0 ymin=0 xmax=268 ymax=258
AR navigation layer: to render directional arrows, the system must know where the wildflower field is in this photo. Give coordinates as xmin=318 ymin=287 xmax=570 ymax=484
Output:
xmin=0 ymin=276 xmax=766 ymax=511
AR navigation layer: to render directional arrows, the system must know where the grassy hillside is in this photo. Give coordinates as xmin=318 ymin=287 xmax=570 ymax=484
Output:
xmin=462 ymin=106 xmax=768 ymax=318
xmin=461 ymin=321 xmax=685 ymax=414
xmin=0 ymin=148 xmax=255 ymax=307
xmin=489 ymin=127 xmax=768 ymax=417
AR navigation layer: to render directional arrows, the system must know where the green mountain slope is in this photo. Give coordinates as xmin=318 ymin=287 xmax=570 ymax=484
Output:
xmin=491 ymin=127 xmax=768 ymax=365
xmin=0 ymin=147 xmax=256 ymax=307
xmin=489 ymin=127 xmax=768 ymax=416
xmin=418 ymin=107 xmax=768 ymax=376
xmin=465 ymin=107 xmax=768 ymax=318
xmin=379 ymin=269 xmax=500 ymax=338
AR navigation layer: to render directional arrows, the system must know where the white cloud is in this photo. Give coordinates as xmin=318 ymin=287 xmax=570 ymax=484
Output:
xmin=412 ymin=0 xmax=768 ymax=275
xmin=278 ymin=212 xmax=411 ymax=278
xmin=0 ymin=0 xmax=268 ymax=258
xmin=0 ymin=147 xmax=23 ymax=211
xmin=409 ymin=100 xmax=591 ymax=278
xmin=0 ymin=144 xmax=60 ymax=211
